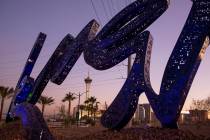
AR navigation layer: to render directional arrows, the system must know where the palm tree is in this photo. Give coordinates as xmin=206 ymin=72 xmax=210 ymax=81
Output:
xmin=85 ymin=96 xmax=98 ymax=118
xmin=62 ymin=92 xmax=76 ymax=117
xmin=0 ymin=86 xmax=14 ymax=121
xmin=84 ymin=99 xmax=91 ymax=117
xmin=79 ymin=105 xmax=85 ymax=119
xmin=38 ymin=95 xmax=54 ymax=115
xmin=88 ymin=96 xmax=97 ymax=117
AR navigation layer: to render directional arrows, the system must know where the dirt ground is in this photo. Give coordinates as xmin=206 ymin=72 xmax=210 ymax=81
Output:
xmin=180 ymin=124 xmax=210 ymax=138
xmin=50 ymin=125 xmax=210 ymax=140
xmin=1 ymin=121 xmax=210 ymax=140
xmin=50 ymin=126 xmax=105 ymax=139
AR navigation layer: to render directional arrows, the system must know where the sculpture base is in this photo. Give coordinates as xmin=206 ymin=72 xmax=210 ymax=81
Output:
xmin=9 ymin=103 xmax=54 ymax=140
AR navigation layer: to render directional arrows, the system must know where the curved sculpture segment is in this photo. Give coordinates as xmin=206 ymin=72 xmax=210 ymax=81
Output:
xmin=7 ymin=33 xmax=46 ymax=121
xmin=28 ymin=34 xmax=75 ymax=104
xmin=144 ymin=0 xmax=210 ymax=128
xmin=99 ymin=0 xmax=210 ymax=129
xmin=100 ymin=32 xmax=153 ymax=130
xmin=84 ymin=0 xmax=168 ymax=70
xmin=84 ymin=0 xmax=168 ymax=129
xmin=14 ymin=103 xmax=54 ymax=140
xmin=29 ymin=20 xmax=99 ymax=104
xmin=6 ymin=0 xmax=210 ymax=136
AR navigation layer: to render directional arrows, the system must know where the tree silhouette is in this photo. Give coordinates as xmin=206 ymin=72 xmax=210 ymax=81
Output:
xmin=38 ymin=95 xmax=54 ymax=115
xmin=0 ymin=86 xmax=14 ymax=121
xmin=88 ymin=96 xmax=97 ymax=117
xmin=79 ymin=104 xmax=85 ymax=119
xmin=62 ymin=92 xmax=76 ymax=117
xmin=85 ymin=96 xmax=100 ymax=120
xmin=190 ymin=97 xmax=210 ymax=111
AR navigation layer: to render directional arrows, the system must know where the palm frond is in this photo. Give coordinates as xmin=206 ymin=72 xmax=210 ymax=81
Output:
xmin=38 ymin=95 xmax=55 ymax=105
xmin=0 ymin=86 xmax=14 ymax=99
xmin=62 ymin=92 xmax=76 ymax=102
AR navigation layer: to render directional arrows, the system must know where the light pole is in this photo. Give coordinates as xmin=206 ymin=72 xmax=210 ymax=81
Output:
xmin=73 ymin=92 xmax=85 ymax=126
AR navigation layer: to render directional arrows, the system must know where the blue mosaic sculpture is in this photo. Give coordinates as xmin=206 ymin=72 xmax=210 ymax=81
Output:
xmin=84 ymin=0 xmax=168 ymax=129
xmin=99 ymin=0 xmax=210 ymax=129
xmin=7 ymin=0 xmax=210 ymax=135
xmin=7 ymin=32 xmax=46 ymax=121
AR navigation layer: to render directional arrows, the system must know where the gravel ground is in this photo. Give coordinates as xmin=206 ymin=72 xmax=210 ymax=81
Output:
xmin=75 ymin=127 xmax=209 ymax=140
xmin=51 ymin=126 xmax=210 ymax=140
xmin=1 ymin=121 xmax=210 ymax=140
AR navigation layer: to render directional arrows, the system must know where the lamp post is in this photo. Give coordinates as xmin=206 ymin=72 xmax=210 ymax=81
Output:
xmin=73 ymin=92 xmax=85 ymax=127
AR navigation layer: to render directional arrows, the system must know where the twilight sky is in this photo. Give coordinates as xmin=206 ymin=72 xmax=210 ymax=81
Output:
xmin=0 ymin=0 xmax=210 ymax=115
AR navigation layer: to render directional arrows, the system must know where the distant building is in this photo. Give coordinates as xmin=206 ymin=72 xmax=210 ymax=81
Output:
xmin=142 ymin=104 xmax=151 ymax=123
xmin=133 ymin=104 xmax=161 ymax=127
xmin=73 ymin=106 xmax=78 ymax=118
xmin=73 ymin=105 xmax=102 ymax=119
xmin=178 ymin=111 xmax=190 ymax=124
xmin=73 ymin=105 xmax=88 ymax=119
xmin=133 ymin=103 xmax=151 ymax=124
xmin=189 ymin=109 xmax=208 ymax=123
xmin=134 ymin=105 xmax=145 ymax=123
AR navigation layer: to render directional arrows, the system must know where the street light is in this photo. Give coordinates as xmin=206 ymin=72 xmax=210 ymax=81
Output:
xmin=73 ymin=92 xmax=85 ymax=126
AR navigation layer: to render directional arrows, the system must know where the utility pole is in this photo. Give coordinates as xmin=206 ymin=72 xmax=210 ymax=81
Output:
xmin=74 ymin=92 xmax=85 ymax=127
